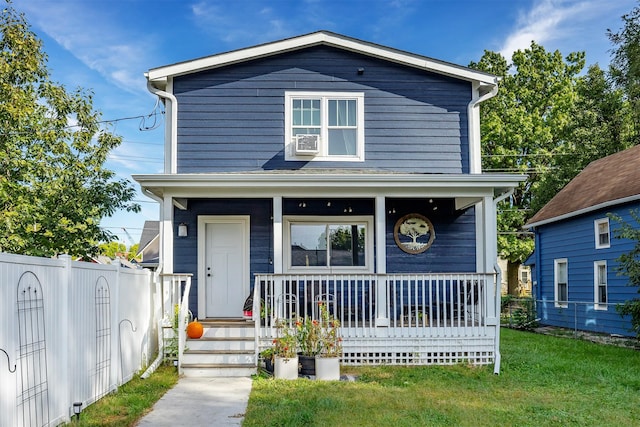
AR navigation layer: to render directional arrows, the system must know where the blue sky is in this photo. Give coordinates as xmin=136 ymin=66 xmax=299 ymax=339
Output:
xmin=14 ymin=0 xmax=637 ymax=245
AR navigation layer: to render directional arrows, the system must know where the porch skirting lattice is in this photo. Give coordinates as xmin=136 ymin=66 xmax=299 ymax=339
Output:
xmin=253 ymin=273 xmax=498 ymax=366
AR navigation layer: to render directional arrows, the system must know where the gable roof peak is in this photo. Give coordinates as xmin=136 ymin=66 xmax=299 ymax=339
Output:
xmin=146 ymin=30 xmax=497 ymax=88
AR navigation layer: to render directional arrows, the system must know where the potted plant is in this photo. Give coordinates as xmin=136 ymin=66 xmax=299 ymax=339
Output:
xmin=315 ymin=302 xmax=342 ymax=380
xmin=295 ymin=316 xmax=322 ymax=375
xmin=272 ymin=320 xmax=298 ymax=379
xmin=259 ymin=347 xmax=275 ymax=373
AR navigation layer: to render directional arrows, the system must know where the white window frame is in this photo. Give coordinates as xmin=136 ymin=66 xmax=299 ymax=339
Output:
xmin=594 ymin=260 xmax=608 ymax=310
xmin=283 ymin=215 xmax=373 ymax=273
xmin=594 ymin=218 xmax=610 ymax=249
xmin=284 ymin=91 xmax=365 ymax=162
xmin=554 ymin=258 xmax=568 ymax=308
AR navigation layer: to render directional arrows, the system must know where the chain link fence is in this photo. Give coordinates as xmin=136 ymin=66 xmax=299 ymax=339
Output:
xmin=501 ymin=296 xmax=638 ymax=344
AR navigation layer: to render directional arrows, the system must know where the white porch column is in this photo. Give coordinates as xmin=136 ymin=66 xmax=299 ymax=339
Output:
xmin=483 ymin=195 xmax=498 ymax=321
xmin=162 ymin=195 xmax=174 ymax=274
xmin=272 ymin=197 xmax=283 ymax=274
xmin=272 ymin=197 xmax=284 ymax=319
xmin=482 ymin=194 xmax=502 ymax=373
xmin=375 ymin=196 xmax=389 ymax=326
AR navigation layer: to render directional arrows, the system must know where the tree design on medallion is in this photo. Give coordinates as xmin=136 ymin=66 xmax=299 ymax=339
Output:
xmin=393 ymin=213 xmax=435 ymax=254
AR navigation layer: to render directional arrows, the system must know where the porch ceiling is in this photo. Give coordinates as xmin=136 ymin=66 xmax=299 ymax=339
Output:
xmin=133 ymin=172 xmax=525 ymax=200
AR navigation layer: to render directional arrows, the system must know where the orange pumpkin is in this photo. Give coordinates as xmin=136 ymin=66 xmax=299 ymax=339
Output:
xmin=186 ymin=320 xmax=203 ymax=339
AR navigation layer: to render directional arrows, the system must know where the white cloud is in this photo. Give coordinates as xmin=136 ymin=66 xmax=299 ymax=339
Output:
xmin=18 ymin=1 xmax=153 ymax=94
xmin=496 ymin=0 xmax=636 ymax=65
xmin=189 ymin=1 xmax=298 ymax=46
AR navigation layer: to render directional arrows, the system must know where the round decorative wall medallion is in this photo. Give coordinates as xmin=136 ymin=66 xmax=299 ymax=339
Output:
xmin=393 ymin=213 xmax=435 ymax=254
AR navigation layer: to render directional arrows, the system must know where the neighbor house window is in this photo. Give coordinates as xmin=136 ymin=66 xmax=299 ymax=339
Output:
xmin=595 ymin=218 xmax=610 ymax=249
xmin=284 ymin=216 xmax=372 ymax=272
xmin=285 ymin=92 xmax=365 ymax=161
xmin=554 ymin=258 xmax=568 ymax=308
xmin=594 ymin=261 xmax=608 ymax=310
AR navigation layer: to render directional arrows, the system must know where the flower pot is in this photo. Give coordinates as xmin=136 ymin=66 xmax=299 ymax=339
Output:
xmin=263 ymin=357 xmax=274 ymax=374
xmin=315 ymin=357 xmax=340 ymax=381
xmin=298 ymin=354 xmax=316 ymax=376
xmin=274 ymin=356 xmax=298 ymax=380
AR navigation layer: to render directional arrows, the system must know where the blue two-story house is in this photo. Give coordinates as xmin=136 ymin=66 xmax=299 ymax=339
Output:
xmin=525 ymin=145 xmax=640 ymax=337
xmin=134 ymin=31 xmax=524 ymax=375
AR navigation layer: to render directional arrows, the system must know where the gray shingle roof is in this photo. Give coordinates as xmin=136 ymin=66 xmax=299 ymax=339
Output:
xmin=526 ymin=144 xmax=640 ymax=227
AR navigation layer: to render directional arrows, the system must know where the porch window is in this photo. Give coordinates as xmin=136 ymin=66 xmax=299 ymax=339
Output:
xmin=554 ymin=258 xmax=568 ymax=308
xmin=285 ymin=216 xmax=372 ymax=272
xmin=284 ymin=91 xmax=365 ymax=161
xmin=594 ymin=218 xmax=610 ymax=249
xmin=594 ymin=261 xmax=607 ymax=310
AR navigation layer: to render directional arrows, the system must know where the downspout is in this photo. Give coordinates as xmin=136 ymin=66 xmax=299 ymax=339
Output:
xmin=140 ymin=265 xmax=164 ymax=380
xmin=467 ymin=81 xmax=499 ymax=173
xmin=492 ymin=188 xmax=513 ymax=375
xmin=146 ymin=79 xmax=177 ymax=174
xmin=139 ymin=181 xmax=167 ymax=379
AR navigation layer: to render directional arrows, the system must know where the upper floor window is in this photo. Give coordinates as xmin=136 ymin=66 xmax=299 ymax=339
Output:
xmin=284 ymin=216 xmax=373 ymax=273
xmin=594 ymin=218 xmax=610 ymax=249
xmin=554 ymin=258 xmax=568 ymax=308
xmin=594 ymin=260 xmax=608 ymax=310
xmin=285 ymin=92 xmax=365 ymax=162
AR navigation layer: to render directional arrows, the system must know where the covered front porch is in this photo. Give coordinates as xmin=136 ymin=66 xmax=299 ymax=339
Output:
xmin=252 ymin=272 xmax=498 ymax=366
xmin=136 ymin=172 xmax=524 ymax=374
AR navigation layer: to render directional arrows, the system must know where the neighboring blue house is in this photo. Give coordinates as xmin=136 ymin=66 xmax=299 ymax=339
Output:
xmin=525 ymin=144 xmax=640 ymax=337
xmin=134 ymin=31 xmax=524 ymax=374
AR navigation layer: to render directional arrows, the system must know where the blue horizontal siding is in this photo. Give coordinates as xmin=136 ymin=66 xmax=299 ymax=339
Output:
xmin=173 ymin=45 xmax=471 ymax=174
xmin=174 ymin=197 xmax=478 ymax=316
xmin=173 ymin=199 xmax=273 ymax=318
xmin=534 ymin=201 xmax=640 ymax=336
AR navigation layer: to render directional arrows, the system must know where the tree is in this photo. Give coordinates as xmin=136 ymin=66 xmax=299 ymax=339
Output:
xmin=610 ymin=210 xmax=640 ymax=338
xmin=608 ymin=1 xmax=640 ymax=145
xmin=0 ymin=3 xmax=139 ymax=257
xmin=470 ymin=43 xmax=584 ymax=294
xmin=98 ymin=241 xmax=127 ymax=259
xmin=532 ymin=65 xmax=633 ymax=212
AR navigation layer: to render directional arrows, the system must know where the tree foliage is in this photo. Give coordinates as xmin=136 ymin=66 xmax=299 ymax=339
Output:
xmin=0 ymin=3 xmax=139 ymax=257
xmin=532 ymin=65 xmax=633 ymax=212
xmin=469 ymin=43 xmax=585 ymax=292
xmin=610 ymin=210 xmax=640 ymax=338
xmin=98 ymin=241 xmax=127 ymax=259
xmin=608 ymin=1 xmax=640 ymax=145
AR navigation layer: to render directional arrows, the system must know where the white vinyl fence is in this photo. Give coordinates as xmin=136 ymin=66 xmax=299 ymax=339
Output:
xmin=0 ymin=253 xmax=159 ymax=427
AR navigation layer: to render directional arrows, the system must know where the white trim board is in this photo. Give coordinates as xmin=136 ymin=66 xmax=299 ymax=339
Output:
xmin=197 ymin=215 xmax=250 ymax=318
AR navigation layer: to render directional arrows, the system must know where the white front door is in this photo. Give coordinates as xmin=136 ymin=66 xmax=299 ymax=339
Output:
xmin=199 ymin=217 xmax=249 ymax=318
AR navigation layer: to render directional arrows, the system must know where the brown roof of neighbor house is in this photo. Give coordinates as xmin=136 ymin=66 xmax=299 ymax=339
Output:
xmin=526 ymin=144 xmax=640 ymax=228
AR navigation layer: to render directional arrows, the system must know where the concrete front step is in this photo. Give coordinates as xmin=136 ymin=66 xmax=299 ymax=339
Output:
xmin=197 ymin=320 xmax=255 ymax=339
xmin=182 ymin=363 xmax=256 ymax=378
xmin=181 ymin=319 xmax=257 ymax=377
xmin=182 ymin=350 xmax=255 ymax=365
xmin=187 ymin=337 xmax=254 ymax=351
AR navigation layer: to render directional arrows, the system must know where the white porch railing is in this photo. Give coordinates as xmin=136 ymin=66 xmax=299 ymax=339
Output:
xmin=159 ymin=274 xmax=192 ymax=375
xmin=253 ymin=273 xmax=497 ymax=366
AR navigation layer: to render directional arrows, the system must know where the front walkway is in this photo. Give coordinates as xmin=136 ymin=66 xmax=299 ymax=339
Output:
xmin=136 ymin=377 xmax=252 ymax=427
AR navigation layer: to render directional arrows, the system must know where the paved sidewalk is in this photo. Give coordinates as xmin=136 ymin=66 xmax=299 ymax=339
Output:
xmin=136 ymin=377 xmax=252 ymax=426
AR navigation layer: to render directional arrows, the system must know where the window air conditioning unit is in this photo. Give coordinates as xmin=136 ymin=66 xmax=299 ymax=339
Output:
xmin=294 ymin=134 xmax=320 ymax=155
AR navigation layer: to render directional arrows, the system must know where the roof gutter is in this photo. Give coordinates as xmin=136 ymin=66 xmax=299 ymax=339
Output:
xmin=146 ymin=79 xmax=177 ymax=174
xmin=524 ymin=193 xmax=640 ymax=229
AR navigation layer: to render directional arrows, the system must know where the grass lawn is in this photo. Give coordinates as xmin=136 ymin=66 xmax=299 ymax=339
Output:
xmin=244 ymin=328 xmax=640 ymax=426
xmin=63 ymin=364 xmax=178 ymax=426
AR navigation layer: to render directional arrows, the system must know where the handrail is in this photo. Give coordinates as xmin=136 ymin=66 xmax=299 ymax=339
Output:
xmin=178 ymin=276 xmax=192 ymax=375
xmin=252 ymin=280 xmax=261 ymax=365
